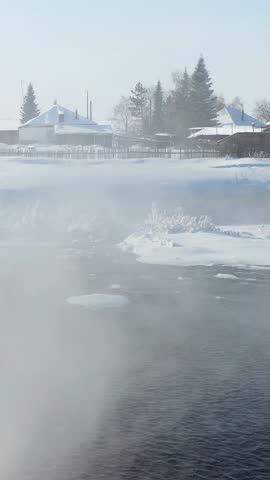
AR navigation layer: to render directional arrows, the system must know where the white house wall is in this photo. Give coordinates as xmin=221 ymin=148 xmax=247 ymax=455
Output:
xmin=19 ymin=126 xmax=53 ymax=144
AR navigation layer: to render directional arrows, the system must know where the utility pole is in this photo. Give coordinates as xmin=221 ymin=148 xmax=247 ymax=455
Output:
xmin=21 ymin=80 xmax=25 ymax=101
xmin=86 ymin=91 xmax=89 ymax=119
xmin=90 ymin=100 xmax=93 ymax=121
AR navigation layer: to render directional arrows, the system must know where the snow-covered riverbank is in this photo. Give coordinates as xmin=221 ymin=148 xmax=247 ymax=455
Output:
xmin=0 ymin=156 xmax=269 ymax=191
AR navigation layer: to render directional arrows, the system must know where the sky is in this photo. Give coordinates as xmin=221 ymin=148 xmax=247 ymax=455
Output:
xmin=1 ymin=0 xmax=269 ymax=123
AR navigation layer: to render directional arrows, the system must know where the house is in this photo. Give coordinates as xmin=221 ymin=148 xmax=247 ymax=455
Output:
xmin=188 ymin=107 xmax=269 ymax=156
xmin=153 ymin=133 xmax=176 ymax=147
xmin=0 ymin=119 xmax=19 ymax=144
xmin=217 ymin=130 xmax=270 ymax=157
xmin=189 ymin=107 xmax=265 ymax=142
xmin=19 ymin=104 xmax=113 ymax=147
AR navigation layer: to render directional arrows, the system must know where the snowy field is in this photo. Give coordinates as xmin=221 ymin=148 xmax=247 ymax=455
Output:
xmin=0 ymin=155 xmax=270 ymax=191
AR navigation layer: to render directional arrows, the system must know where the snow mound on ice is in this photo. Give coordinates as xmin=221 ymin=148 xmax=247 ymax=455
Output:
xmin=120 ymin=205 xmax=218 ymax=251
xmin=120 ymin=206 xmax=270 ymax=269
xmin=66 ymin=293 xmax=129 ymax=309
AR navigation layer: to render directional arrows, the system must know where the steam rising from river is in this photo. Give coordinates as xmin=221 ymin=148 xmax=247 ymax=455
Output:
xmin=0 ymin=179 xmax=133 ymax=478
xmin=1 ymin=156 xmax=270 ymax=478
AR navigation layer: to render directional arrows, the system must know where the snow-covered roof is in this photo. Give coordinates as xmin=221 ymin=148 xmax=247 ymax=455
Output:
xmin=0 ymin=119 xmax=19 ymax=131
xmin=218 ymin=107 xmax=265 ymax=128
xmin=189 ymin=107 xmax=265 ymax=139
xmin=54 ymin=124 xmax=112 ymax=136
xmin=189 ymin=124 xmax=264 ymax=139
xmin=155 ymin=133 xmax=176 ymax=138
xmin=20 ymin=104 xmax=98 ymax=128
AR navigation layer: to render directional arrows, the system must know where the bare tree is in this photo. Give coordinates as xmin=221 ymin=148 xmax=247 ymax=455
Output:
xmin=254 ymin=99 xmax=270 ymax=123
xmin=143 ymin=86 xmax=155 ymax=134
xmin=216 ymin=94 xmax=225 ymax=111
xmin=111 ymin=96 xmax=132 ymax=133
xmin=227 ymin=96 xmax=243 ymax=109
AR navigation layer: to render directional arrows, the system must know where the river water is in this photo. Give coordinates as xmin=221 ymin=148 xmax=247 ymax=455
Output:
xmin=1 ymin=159 xmax=270 ymax=479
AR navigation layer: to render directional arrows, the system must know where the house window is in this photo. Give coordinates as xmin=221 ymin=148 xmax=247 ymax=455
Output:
xmin=59 ymin=113 xmax=64 ymax=123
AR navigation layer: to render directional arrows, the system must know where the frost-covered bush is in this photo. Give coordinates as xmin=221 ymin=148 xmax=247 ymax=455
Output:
xmin=0 ymin=201 xmax=98 ymax=238
xmin=144 ymin=204 xmax=217 ymax=237
xmin=248 ymin=151 xmax=268 ymax=159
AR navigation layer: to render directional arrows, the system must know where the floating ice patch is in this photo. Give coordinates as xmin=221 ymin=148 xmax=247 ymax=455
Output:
xmin=121 ymin=229 xmax=270 ymax=268
xmin=61 ymin=248 xmax=84 ymax=259
xmin=109 ymin=284 xmax=122 ymax=289
xmin=215 ymin=273 xmax=240 ymax=280
xmin=66 ymin=293 xmax=129 ymax=309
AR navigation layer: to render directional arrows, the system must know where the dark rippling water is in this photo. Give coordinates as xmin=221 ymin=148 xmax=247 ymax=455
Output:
xmin=1 ymin=162 xmax=270 ymax=480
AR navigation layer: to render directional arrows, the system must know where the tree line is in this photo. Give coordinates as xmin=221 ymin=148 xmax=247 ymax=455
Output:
xmin=112 ymin=55 xmax=270 ymax=139
xmin=19 ymin=65 xmax=270 ymax=134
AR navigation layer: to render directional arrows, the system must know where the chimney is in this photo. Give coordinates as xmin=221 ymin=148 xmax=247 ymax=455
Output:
xmin=75 ymin=109 xmax=78 ymax=120
xmin=86 ymin=91 xmax=89 ymax=119
xmin=58 ymin=111 xmax=64 ymax=123
xmin=90 ymin=101 xmax=93 ymax=121
xmin=242 ymin=106 xmax=245 ymax=121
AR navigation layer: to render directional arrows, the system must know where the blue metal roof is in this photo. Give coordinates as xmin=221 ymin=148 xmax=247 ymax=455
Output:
xmin=222 ymin=107 xmax=265 ymax=128
xmin=20 ymin=104 xmax=98 ymax=127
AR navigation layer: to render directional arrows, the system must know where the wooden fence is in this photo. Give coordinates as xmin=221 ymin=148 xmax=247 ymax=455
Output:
xmin=0 ymin=148 xmax=223 ymax=160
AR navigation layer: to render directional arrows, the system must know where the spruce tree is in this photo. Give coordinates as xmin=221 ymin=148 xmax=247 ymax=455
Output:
xmin=129 ymin=82 xmax=147 ymax=134
xmin=164 ymin=94 xmax=176 ymax=134
xmin=152 ymin=81 xmax=164 ymax=133
xmin=20 ymin=83 xmax=40 ymax=124
xmin=174 ymin=68 xmax=191 ymax=110
xmin=172 ymin=68 xmax=191 ymax=134
xmin=189 ymin=56 xmax=218 ymax=127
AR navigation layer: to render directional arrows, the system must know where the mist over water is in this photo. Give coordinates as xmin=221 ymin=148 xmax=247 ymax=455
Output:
xmin=1 ymin=158 xmax=270 ymax=479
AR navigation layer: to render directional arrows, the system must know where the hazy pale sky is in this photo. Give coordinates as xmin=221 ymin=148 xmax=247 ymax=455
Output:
xmin=1 ymin=0 xmax=269 ymax=122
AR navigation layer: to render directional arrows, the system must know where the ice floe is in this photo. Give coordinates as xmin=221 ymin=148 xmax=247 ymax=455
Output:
xmin=215 ymin=273 xmax=240 ymax=280
xmin=66 ymin=293 xmax=129 ymax=309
